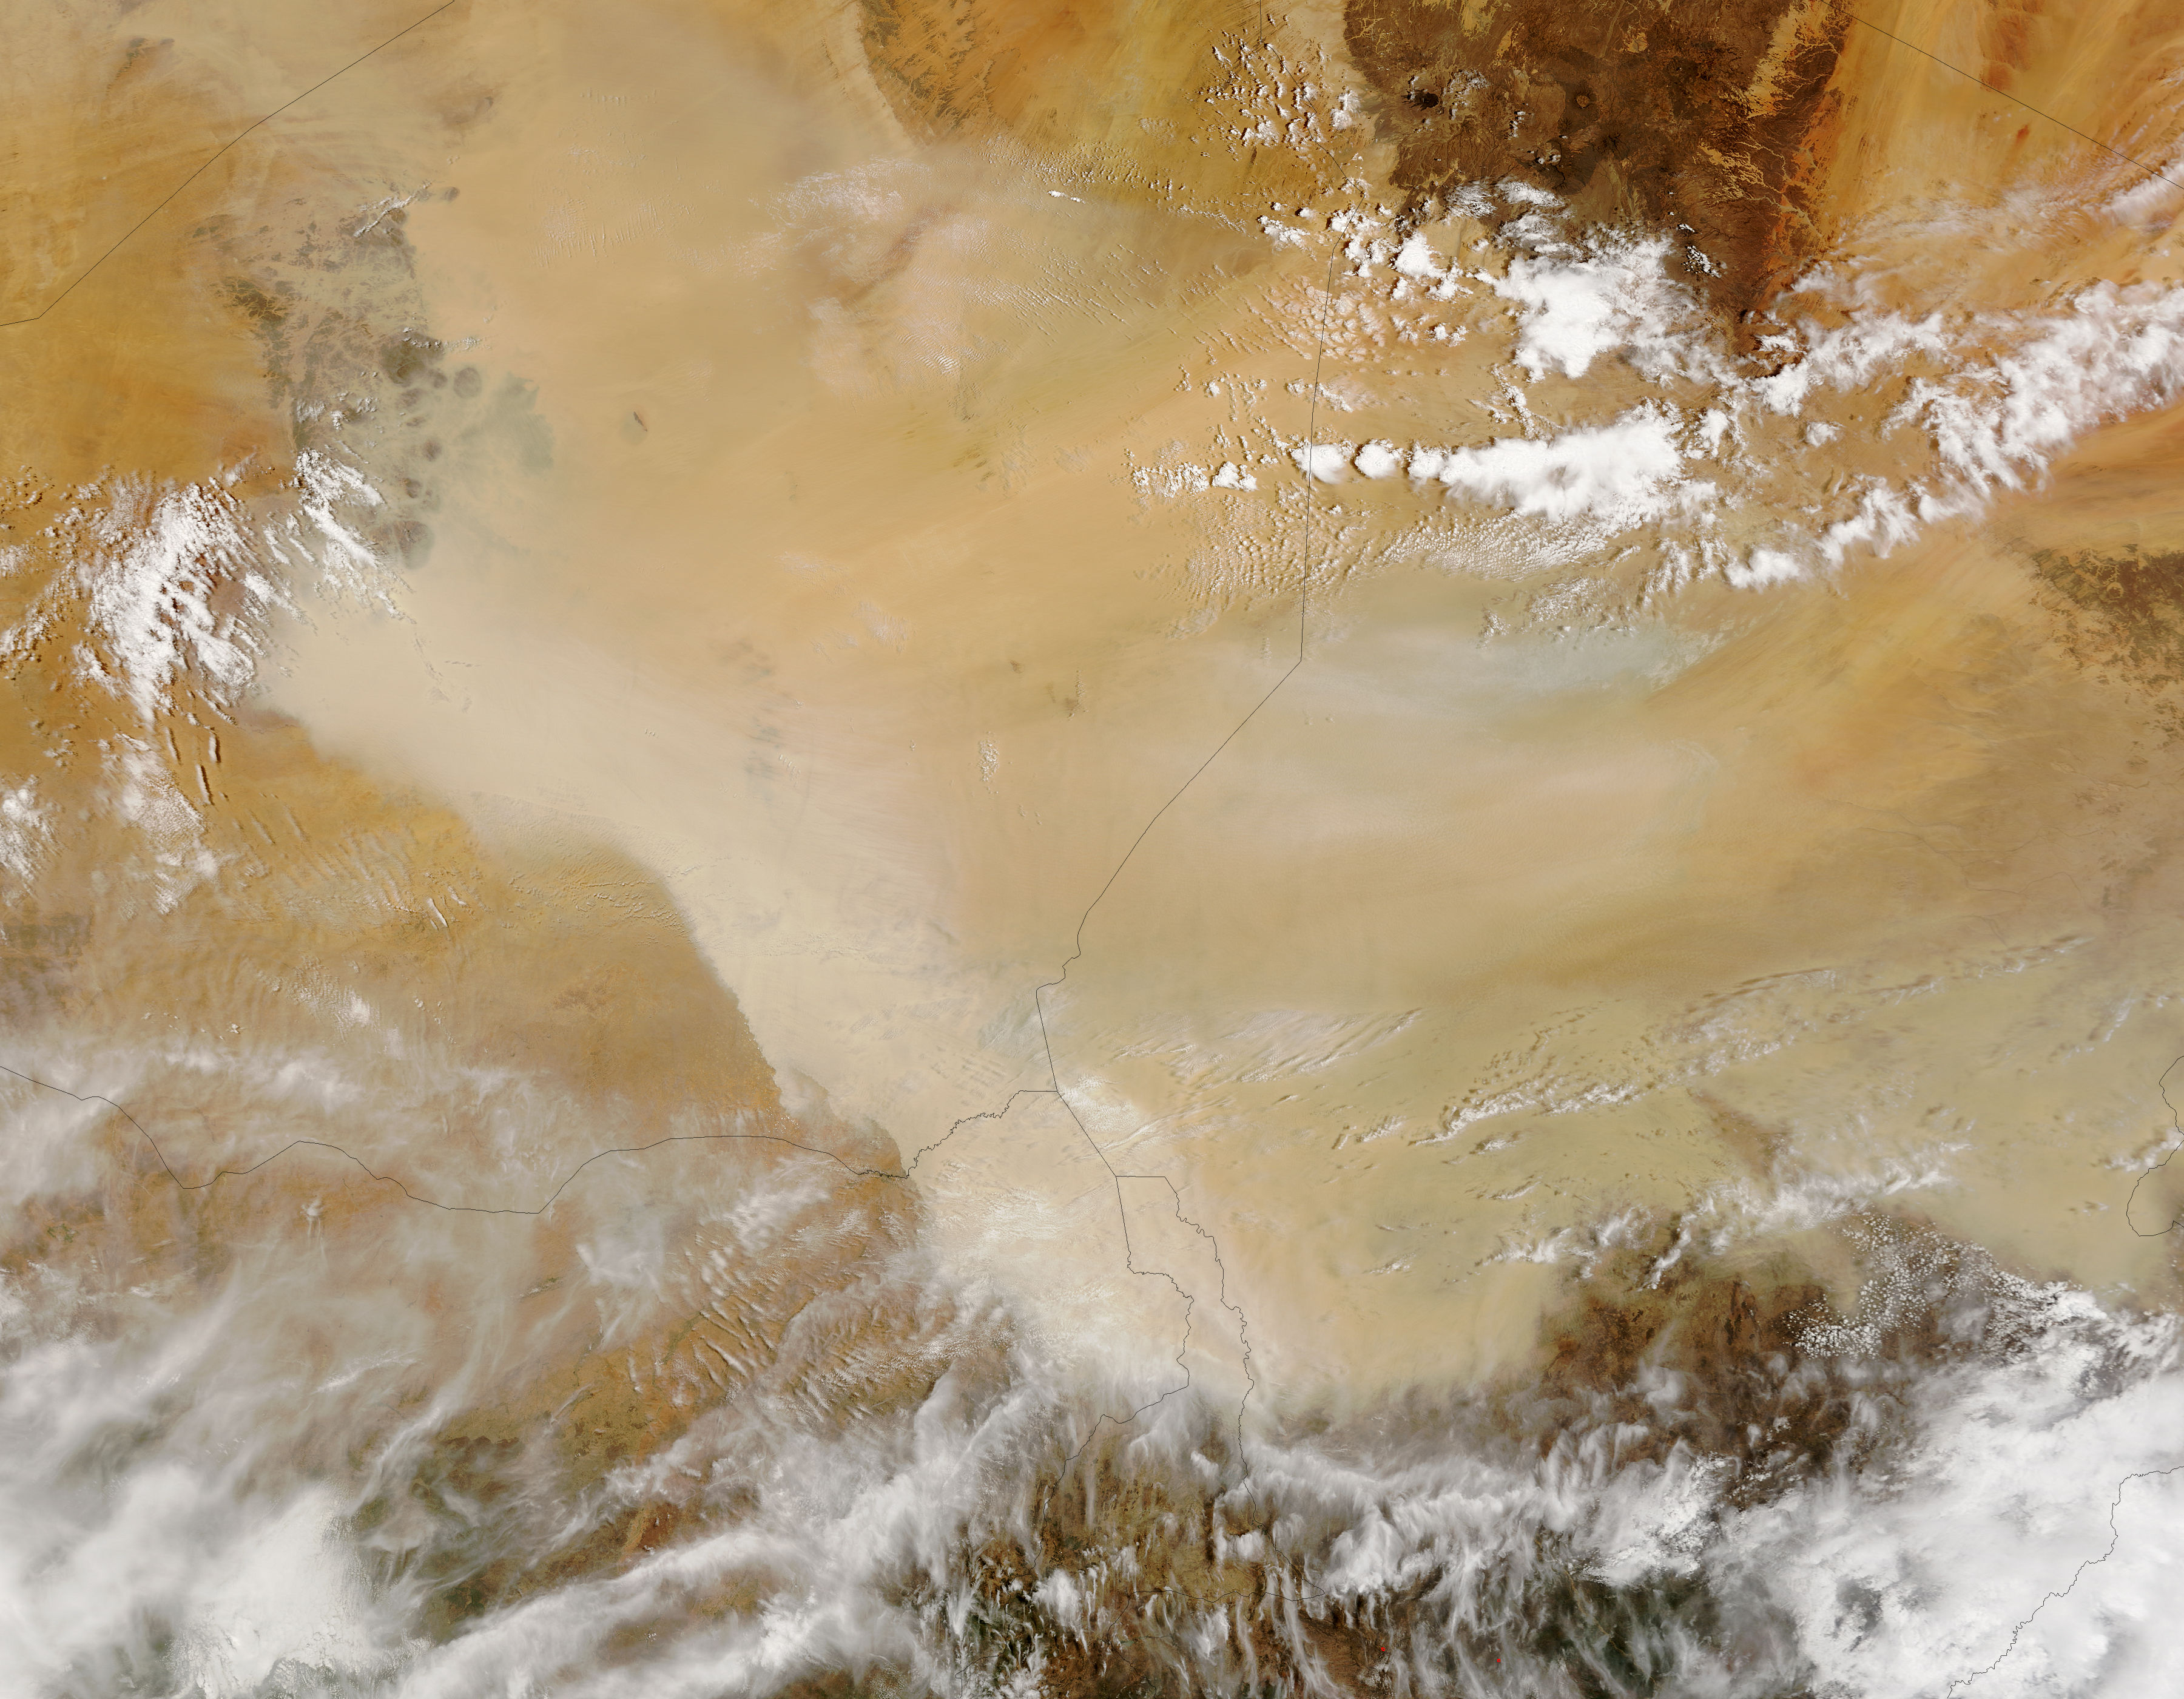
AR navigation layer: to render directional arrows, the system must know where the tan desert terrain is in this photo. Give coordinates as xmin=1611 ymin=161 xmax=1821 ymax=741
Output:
xmin=3 ymin=1 xmax=2183 ymax=1693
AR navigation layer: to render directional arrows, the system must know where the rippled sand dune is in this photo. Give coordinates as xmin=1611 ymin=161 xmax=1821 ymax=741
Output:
xmin=4 ymin=1 xmax=2184 ymax=1694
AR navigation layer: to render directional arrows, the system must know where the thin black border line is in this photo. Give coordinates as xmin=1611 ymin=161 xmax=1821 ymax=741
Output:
xmin=0 ymin=1062 xmax=1059 ymax=1212
xmin=0 ymin=0 xmax=463 ymax=331
xmin=1847 ymin=13 xmax=2184 ymax=195
xmin=5 ymin=2 xmax=2172 ymax=339
xmin=6 ymin=14 xmax=2179 ymax=1648
xmin=0 ymin=231 xmax=1351 ymax=1474
xmin=1946 ymin=1464 xmax=2184 ymax=1694
xmin=1801 ymin=20 xmax=2184 ymax=1689
xmin=2122 ymin=1052 xmax=2184 ymax=1237
xmin=1032 ymin=242 xmax=1345 ymax=1466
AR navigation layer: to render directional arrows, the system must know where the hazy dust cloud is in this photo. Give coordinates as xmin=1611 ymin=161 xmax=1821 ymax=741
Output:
xmin=4 ymin=0 xmax=2184 ymax=1694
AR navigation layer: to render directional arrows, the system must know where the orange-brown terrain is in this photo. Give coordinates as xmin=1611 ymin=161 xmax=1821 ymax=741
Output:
xmin=2 ymin=1 xmax=2182 ymax=1692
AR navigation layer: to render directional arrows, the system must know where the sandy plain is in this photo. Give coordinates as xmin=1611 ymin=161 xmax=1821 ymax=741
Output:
xmin=5 ymin=0 xmax=2184 ymax=1439
xmin=10 ymin=3 xmax=2184 ymax=1692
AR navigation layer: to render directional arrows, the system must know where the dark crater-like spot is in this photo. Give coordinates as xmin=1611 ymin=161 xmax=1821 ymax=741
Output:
xmin=372 ymin=518 xmax=435 ymax=570
xmin=1343 ymin=0 xmax=1853 ymax=337
xmin=379 ymin=331 xmax=443 ymax=387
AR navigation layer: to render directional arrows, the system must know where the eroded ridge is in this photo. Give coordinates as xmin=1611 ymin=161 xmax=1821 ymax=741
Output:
xmin=7 ymin=3 xmax=2184 ymax=1685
